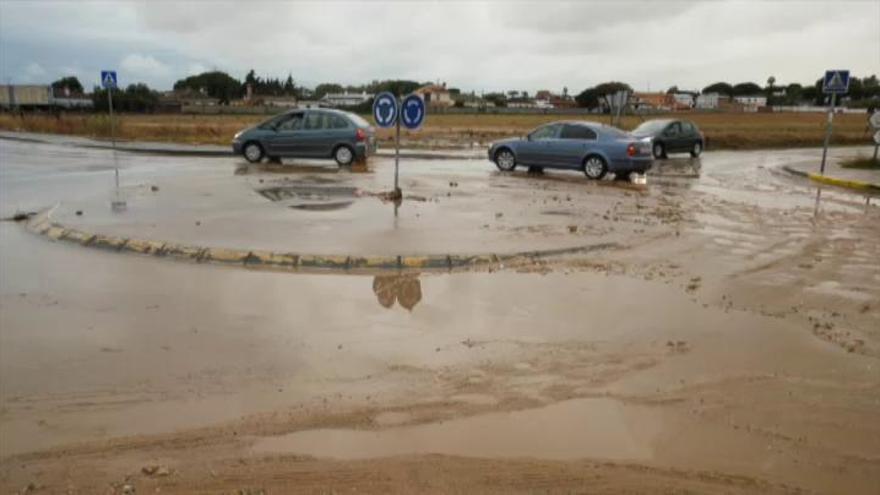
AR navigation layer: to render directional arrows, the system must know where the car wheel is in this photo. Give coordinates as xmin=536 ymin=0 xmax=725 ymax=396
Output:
xmin=494 ymin=148 xmax=516 ymax=171
xmin=583 ymin=155 xmax=607 ymax=180
xmin=652 ymin=142 xmax=667 ymax=159
xmin=243 ymin=142 xmax=264 ymax=163
xmin=334 ymin=145 xmax=355 ymax=166
xmin=690 ymin=141 xmax=703 ymax=157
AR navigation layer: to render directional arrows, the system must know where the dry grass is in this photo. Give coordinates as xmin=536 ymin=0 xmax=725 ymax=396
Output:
xmin=0 ymin=111 xmax=873 ymax=150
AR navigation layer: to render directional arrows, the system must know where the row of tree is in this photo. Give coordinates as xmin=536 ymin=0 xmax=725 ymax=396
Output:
xmin=48 ymin=71 xmax=880 ymax=113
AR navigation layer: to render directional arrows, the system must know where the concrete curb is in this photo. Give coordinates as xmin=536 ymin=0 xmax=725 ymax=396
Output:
xmin=24 ymin=207 xmax=619 ymax=274
xmin=0 ymin=134 xmax=483 ymax=161
xmin=781 ymin=165 xmax=880 ymax=193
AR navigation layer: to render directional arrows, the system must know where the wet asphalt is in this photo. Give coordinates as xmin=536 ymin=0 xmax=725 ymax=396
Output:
xmin=1 ymin=138 xmax=879 ymax=493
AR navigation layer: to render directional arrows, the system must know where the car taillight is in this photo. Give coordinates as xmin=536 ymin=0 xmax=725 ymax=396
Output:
xmin=356 ymin=128 xmax=367 ymax=142
xmin=627 ymin=143 xmax=637 ymax=157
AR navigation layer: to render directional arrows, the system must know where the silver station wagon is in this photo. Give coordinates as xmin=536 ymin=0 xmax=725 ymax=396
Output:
xmin=488 ymin=121 xmax=653 ymax=179
xmin=233 ymin=108 xmax=376 ymax=165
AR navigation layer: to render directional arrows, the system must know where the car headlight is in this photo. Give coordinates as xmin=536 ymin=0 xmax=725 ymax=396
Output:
xmin=233 ymin=131 xmax=243 ymax=140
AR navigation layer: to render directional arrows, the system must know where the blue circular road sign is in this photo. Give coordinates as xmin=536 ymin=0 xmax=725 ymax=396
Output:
xmin=401 ymin=94 xmax=426 ymax=130
xmin=372 ymin=92 xmax=398 ymax=128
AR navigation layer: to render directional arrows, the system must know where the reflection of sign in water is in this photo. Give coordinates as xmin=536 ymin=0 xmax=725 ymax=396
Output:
xmin=372 ymin=273 xmax=422 ymax=310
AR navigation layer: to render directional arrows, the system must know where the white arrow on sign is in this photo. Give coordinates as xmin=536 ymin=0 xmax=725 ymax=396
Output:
xmin=870 ymin=111 xmax=880 ymax=129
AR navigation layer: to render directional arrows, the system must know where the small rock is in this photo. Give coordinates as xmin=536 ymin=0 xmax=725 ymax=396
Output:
xmin=567 ymin=225 xmax=578 ymax=233
xmin=75 ymin=210 xmax=83 ymax=216
xmin=142 ymin=465 xmax=158 ymax=475
xmin=195 ymin=221 xmax=201 ymax=226
xmin=150 ymin=185 xmax=159 ymax=192
xmin=123 ymin=485 xmax=135 ymax=495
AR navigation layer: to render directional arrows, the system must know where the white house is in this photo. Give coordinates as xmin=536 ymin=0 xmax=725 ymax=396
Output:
xmin=321 ymin=91 xmax=372 ymax=108
xmin=695 ymin=93 xmax=721 ymax=109
xmin=672 ymin=93 xmax=695 ymax=108
xmin=733 ymin=95 xmax=767 ymax=107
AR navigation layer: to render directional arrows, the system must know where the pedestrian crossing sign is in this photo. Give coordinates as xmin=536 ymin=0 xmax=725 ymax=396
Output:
xmin=822 ymin=70 xmax=850 ymax=94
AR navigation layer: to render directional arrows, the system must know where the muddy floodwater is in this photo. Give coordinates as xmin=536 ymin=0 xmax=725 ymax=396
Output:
xmin=0 ymin=138 xmax=878 ymax=494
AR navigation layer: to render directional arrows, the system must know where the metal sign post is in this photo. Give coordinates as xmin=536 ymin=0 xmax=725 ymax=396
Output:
xmin=819 ymin=70 xmax=850 ymax=175
xmin=394 ymin=101 xmax=401 ymax=196
xmin=102 ymin=70 xmax=125 ymax=211
xmin=819 ymin=92 xmax=836 ymax=175
xmin=372 ymin=92 xmax=400 ymax=198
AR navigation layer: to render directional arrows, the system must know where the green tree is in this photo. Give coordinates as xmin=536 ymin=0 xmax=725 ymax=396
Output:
xmin=51 ymin=76 xmax=84 ymax=94
xmin=314 ymin=83 xmax=344 ymax=99
xmin=368 ymin=80 xmax=422 ymax=97
xmin=173 ymin=71 xmax=242 ymax=104
xmin=92 ymin=83 xmax=159 ymax=113
xmin=702 ymin=82 xmax=733 ymax=96
xmin=575 ymin=82 xmax=632 ymax=110
xmin=732 ymin=82 xmax=763 ymax=96
xmin=484 ymin=92 xmax=507 ymax=107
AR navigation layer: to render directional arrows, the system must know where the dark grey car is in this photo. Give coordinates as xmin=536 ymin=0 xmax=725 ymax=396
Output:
xmin=487 ymin=121 xmax=653 ymax=180
xmin=232 ymin=109 xmax=376 ymax=165
xmin=631 ymin=119 xmax=704 ymax=159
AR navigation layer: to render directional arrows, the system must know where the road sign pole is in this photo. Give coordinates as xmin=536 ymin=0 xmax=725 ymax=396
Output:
xmin=107 ymin=86 xmax=119 ymax=189
xmin=819 ymin=92 xmax=836 ymax=175
xmin=394 ymin=96 xmax=401 ymax=196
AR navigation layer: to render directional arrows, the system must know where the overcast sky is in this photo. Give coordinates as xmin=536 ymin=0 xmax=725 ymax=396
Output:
xmin=1 ymin=0 xmax=878 ymax=94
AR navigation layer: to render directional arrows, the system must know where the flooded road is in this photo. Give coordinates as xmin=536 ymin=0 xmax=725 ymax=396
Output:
xmin=0 ymin=139 xmax=878 ymax=494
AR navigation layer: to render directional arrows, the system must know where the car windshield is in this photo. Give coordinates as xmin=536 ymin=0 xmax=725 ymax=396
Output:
xmin=633 ymin=121 xmax=670 ymax=134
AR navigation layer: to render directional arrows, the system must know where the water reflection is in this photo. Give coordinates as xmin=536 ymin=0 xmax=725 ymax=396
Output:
xmin=372 ymin=273 xmax=422 ymax=311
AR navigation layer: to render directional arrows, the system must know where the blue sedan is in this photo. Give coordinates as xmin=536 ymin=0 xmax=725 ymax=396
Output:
xmin=488 ymin=121 xmax=653 ymax=180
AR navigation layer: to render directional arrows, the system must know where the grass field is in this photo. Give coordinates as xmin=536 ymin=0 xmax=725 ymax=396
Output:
xmin=0 ymin=111 xmax=874 ymax=151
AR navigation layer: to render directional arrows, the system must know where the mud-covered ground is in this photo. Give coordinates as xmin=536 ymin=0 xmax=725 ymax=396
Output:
xmin=0 ymin=139 xmax=878 ymax=494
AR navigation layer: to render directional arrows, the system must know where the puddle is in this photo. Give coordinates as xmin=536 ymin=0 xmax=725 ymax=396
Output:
xmin=258 ymin=185 xmax=359 ymax=202
xmin=289 ymin=201 xmax=353 ymax=211
xmin=252 ymin=398 xmax=660 ymax=461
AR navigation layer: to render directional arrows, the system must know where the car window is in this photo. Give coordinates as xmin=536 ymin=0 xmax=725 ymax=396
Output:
xmin=530 ymin=124 xmax=561 ymax=140
xmin=664 ymin=122 xmax=682 ymax=136
xmin=303 ymin=112 xmax=326 ymax=130
xmin=560 ymin=124 xmax=597 ymax=140
xmin=347 ymin=113 xmax=371 ymax=128
xmin=276 ymin=113 xmax=303 ymax=131
xmin=681 ymin=122 xmax=695 ymax=134
xmin=329 ymin=114 xmax=350 ymax=129
xmin=633 ymin=120 xmax=668 ymax=135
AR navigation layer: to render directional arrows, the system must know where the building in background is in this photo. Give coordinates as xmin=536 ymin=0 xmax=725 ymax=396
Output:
xmin=1 ymin=85 xmax=93 ymax=110
xmin=414 ymin=83 xmax=454 ymax=108
xmin=320 ymin=91 xmax=372 ymax=108
xmin=695 ymin=92 xmax=722 ymax=110
xmin=733 ymin=95 xmax=767 ymax=111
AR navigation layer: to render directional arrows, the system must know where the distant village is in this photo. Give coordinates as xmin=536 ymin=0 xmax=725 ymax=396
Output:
xmin=1 ymin=70 xmax=878 ymax=115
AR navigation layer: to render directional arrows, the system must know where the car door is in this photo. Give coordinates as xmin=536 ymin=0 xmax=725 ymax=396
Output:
xmin=264 ymin=112 xmax=305 ymax=156
xmin=662 ymin=122 xmax=685 ymax=152
xmin=681 ymin=121 xmax=699 ymax=148
xmin=301 ymin=111 xmax=341 ymax=157
xmin=518 ymin=124 xmax=561 ymax=165
xmin=551 ymin=124 xmax=598 ymax=168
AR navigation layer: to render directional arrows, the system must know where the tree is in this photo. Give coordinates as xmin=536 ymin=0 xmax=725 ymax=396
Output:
xmin=367 ymin=80 xmax=422 ymax=97
xmin=92 ymin=83 xmax=159 ymax=113
xmin=575 ymin=81 xmax=632 ymax=110
xmin=173 ymin=71 xmax=242 ymax=104
xmin=702 ymin=82 xmax=733 ymax=96
xmin=766 ymin=76 xmax=776 ymax=90
xmin=51 ymin=76 xmax=84 ymax=95
xmin=666 ymin=85 xmax=679 ymax=94
xmin=484 ymin=92 xmax=507 ymax=107
xmin=314 ymin=83 xmax=344 ymax=99
xmin=732 ymin=82 xmax=763 ymax=96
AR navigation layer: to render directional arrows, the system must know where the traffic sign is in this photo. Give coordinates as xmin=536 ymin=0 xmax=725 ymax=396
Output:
xmin=101 ymin=70 xmax=117 ymax=89
xmin=401 ymin=94 xmax=426 ymax=130
xmin=869 ymin=110 xmax=880 ymax=129
xmin=372 ymin=92 xmax=398 ymax=128
xmin=822 ymin=70 xmax=850 ymax=94
xmin=874 ymin=130 xmax=880 ymax=145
